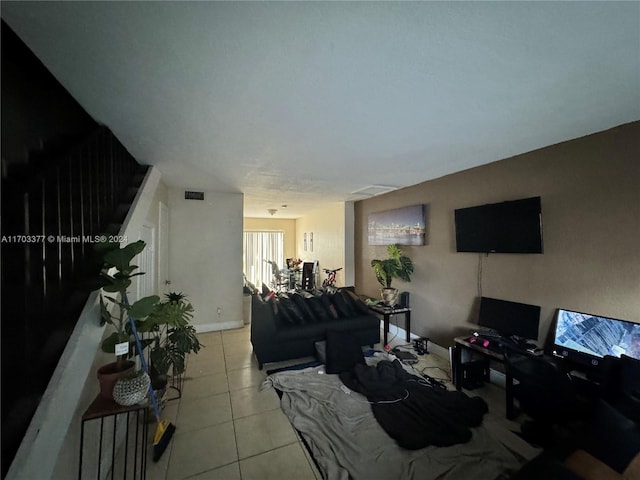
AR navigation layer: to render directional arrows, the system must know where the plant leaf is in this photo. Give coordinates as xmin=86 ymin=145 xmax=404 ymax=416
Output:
xmin=101 ymin=331 xmax=130 ymax=353
xmin=103 ymin=240 xmax=146 ymax=273
xmin=128 ymin=295 xmax=160 ymax=320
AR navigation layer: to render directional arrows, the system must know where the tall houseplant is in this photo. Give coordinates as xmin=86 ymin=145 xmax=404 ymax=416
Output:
xmin=371 ymin=244 xmax=414 ymax=306
xmin=93 ymin=239 xmax=160 ymax=398
xmin=140 ymin=292 xmax=202 ymax=392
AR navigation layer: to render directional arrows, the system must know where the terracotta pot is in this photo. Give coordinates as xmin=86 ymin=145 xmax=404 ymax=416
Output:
xmin=97 ymin=360 xmax=135 ymax=400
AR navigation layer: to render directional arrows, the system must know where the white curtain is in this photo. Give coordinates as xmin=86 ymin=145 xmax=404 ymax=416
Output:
xmin=243 ymin=231 xmax=284 ymax=289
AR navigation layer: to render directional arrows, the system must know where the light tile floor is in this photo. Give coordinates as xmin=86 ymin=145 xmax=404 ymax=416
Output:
xmin=147 ymin=323 xmax=518 ymax=480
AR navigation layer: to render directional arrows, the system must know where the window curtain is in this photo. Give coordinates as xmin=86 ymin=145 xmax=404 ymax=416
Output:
xmin=243 ymin=231 xmax=284 ymax=289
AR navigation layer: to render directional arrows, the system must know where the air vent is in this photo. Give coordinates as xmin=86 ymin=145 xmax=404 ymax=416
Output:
xmin=184 ymin=191 xmax=205 ymax=200
xmin=349 ymin=185 xmax=397 ymax=198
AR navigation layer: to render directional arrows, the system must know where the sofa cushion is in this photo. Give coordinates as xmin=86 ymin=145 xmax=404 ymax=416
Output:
xmin=341 ymin=289 xmax=371 ymax=315
xmin=325 ymin=330 xmax=365 ymax=374
xmin=274 ymin=314 xmax=379 ymax=342
xmin=278 ymin=295 xmax=307 ymax=325
xmin=307 ymin=297 xmax=332 ymax=322
xmin=272 ymin=297 xmax=295 ymax=326
xmin=331 ymin=292 xmax=355 ymax=318
xmin=320 ymin=294 xmax=339 ymax=320
xmin=290 ymin=293 xmax=319 ymax=323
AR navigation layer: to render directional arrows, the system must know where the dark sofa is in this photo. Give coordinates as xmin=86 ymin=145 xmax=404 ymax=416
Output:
xmin=250 ymin=288 xmax=380 ymax=370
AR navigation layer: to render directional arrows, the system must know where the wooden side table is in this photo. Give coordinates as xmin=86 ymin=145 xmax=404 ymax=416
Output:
xmin=78 ymin=394 xmax=149 ymax=479
xmin=367 ymin=304 xmax=412 ymax=345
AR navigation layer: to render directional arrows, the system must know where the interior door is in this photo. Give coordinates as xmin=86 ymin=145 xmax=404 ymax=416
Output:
xmin=158 ymin=202 xmax=170 ymax=295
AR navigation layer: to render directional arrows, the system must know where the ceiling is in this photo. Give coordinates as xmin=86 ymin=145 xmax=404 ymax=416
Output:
xmin=2 ymin=2 xmax=639 ymax=218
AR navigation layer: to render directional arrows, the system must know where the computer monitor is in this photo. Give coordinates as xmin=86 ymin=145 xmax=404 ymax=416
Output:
xmin=552 ymin=308 xmax=640 ymax=368
xmin=477 ymin=297 xmax=540 ymax=340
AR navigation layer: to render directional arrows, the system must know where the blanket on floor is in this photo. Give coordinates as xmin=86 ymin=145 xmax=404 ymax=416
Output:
xmin=340 ymin=359 xmax=488 ymax=449
xmin=262 ymin=357 xmax=540 ymax=480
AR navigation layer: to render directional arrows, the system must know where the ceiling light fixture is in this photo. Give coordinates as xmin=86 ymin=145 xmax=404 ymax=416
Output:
xmin=267 ymin=209 xmax=278 ymax=216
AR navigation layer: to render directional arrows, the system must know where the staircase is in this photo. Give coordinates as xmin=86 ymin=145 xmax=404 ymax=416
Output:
xmin=0 ymin=126 xmax=148 ymax=477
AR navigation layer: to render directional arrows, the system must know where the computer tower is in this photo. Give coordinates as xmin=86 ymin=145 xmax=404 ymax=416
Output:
xmin=460 ymin=359 xmax=490 ymax=390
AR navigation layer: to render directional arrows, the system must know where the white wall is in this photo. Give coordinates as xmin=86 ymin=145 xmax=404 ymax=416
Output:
xmin=295 ymin=202 xmax=347 ymax=288
xmin=168 ymin=188 xmax=244 ymax=332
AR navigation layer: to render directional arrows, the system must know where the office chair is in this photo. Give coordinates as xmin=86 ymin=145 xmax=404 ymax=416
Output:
xmin=600 ymin=354 xmax=640 ymax=423
xmin=502 ymin=343 xmax=583 ymax=446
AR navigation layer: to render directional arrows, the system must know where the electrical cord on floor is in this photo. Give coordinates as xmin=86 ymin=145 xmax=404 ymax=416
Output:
xmin=418 ymin=366 xmax=451 ymax=383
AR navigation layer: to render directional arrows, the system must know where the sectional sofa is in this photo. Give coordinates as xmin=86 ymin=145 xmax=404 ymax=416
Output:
xmin=250 ymin=288 xmax=380 ymax=369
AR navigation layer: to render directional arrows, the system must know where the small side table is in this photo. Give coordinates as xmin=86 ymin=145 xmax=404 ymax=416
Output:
xmin=367 ymin=304 xmax=411 ymax=345
xmin=78 ymin=394 xmax=149 ymax=479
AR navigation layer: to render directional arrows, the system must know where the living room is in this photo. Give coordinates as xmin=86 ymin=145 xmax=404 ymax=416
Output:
xmin=2 ymin=2 xmax=639 ymax=479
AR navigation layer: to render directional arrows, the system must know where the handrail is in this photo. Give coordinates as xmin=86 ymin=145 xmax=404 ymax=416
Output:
xmin=1 ymin=125 xmax=147 ymax=477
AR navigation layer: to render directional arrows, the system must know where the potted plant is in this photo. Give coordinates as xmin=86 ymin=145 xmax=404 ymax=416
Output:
xmin=140 ymin=292 xmax=202 ymax=394
xmin=370 ymin=244 xmax=414 ymax=306
xmin=93 ymin=239 xmax=160 ymax=399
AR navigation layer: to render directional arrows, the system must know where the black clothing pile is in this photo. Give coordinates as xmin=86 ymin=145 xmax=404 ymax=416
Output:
xmin=339 ymin=359 xmax=488 ymax=449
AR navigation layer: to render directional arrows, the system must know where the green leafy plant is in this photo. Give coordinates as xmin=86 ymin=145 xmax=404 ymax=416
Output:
xmin=140 ymin=292 xmax=203 ymax=386
xmin=370 ymin=244 xmax=414 ymax=289
xmin=94 ymin=239 xmax=160 ymax=370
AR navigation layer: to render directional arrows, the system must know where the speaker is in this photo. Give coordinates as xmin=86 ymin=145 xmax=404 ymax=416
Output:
xmin=398 ymin=291 xmax=410 ymax=308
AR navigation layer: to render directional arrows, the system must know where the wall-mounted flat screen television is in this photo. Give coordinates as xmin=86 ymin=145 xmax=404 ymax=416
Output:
xmin=477 ymin=296 xmax=541 ymax=340
xmin=552 ymin=309 xmax=640 ymax=369
xmin=454 ymin=196 xmax=543 ymax=254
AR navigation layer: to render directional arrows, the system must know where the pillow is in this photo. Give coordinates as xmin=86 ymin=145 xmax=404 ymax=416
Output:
xmin=583 ymin=400 xmax=640 ymax=474
xmin=278 ymin=295 xmax=306 ymax=325
xmin=331 ymin=292 xmax=355 ymax=318
xmin=261 ymin=283 xmax=272 ymax=297
xmin=341 ymin=289 xmax=371 ymax=315
xmin=325 ymin=330 xmax=365 ymax=374
xmin=290 ymin=293 xmax=318 ymax=323
xmin=273 ymin=297 xmax=295 ymax=325
xmin=308 ymin=297 xmax=331 ymax=322
xmin=320 ymin=294 xmax=339 ymax=320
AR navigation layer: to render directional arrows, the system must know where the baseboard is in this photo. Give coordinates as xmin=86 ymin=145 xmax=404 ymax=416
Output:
xmin=427 ymin=341 xmax=449 ymax=360
xmin=195 ymin=320 xmax=244 ymax=333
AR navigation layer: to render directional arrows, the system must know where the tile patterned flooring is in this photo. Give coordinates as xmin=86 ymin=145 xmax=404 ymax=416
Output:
xmin=147 ymin=323 xmax=516 ymax=480
xmin=147 ymin=325 xmax=321 ymax=480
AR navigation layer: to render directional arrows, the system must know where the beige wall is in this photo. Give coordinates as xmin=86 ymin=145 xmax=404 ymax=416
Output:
xmin=243 ymin=217 xmax=297 ymax=264
xmin=296 ymin=203 xmax=347 ymax=287
xmin=169 ymin=188 xmax=244 ymax=331
xmin=355 ymin=122 xmax=640 ymax=347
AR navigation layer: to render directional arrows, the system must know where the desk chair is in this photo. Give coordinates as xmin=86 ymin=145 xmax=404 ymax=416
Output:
xmin=502 ymin=344 xmax=583 ymax=446
xmin=600 ymin=354 xmax=640 ymax=423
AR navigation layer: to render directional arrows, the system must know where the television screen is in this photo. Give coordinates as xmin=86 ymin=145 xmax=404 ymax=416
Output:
xmin=454 ymin=196 xmax=543 ymax=253
xmin=552 ymin=309 xmax=640 ymax=367
xmin=478 ymin=296 xmax=541 ymax=340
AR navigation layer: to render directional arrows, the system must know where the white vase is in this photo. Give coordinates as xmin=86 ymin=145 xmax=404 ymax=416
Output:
xmin=380 ymin=288 xmax=399 ymax=307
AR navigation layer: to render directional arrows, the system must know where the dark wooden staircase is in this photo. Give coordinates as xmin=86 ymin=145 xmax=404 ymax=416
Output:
xmin=0 ymin=126 xmax=148 ymax=477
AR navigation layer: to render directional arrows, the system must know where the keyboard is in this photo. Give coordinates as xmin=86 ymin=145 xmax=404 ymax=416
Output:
xmin=477 ymin=329 xmax=502 ymax=339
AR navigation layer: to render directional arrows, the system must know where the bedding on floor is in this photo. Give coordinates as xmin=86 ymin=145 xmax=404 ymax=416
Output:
xmin=262 ymin=355 xmax=540 ymax=480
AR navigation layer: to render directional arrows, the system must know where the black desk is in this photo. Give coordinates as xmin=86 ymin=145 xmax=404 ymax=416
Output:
xmin=368 ymin=304 xmax=411 ymax=346
xmin=453 ymin=335 xmax=519 ymax=419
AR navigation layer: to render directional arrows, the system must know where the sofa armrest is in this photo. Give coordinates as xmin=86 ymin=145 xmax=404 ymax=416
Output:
xmin=250 ymin=294 xmax=278 ymax=342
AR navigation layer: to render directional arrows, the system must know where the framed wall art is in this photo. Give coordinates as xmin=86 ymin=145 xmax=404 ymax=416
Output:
xmin=368 ymin=204 xmax=426 ymax=246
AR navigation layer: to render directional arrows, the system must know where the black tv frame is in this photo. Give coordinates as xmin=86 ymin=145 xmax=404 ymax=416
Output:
xmin=551 ymin=308 xmax=640 ymax=370
xmin=454 ymin=196 xmax=543 ymax=254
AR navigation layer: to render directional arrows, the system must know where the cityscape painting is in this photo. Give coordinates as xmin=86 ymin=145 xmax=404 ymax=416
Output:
xmin=368 ymin=204 xmax=426 ymax=246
